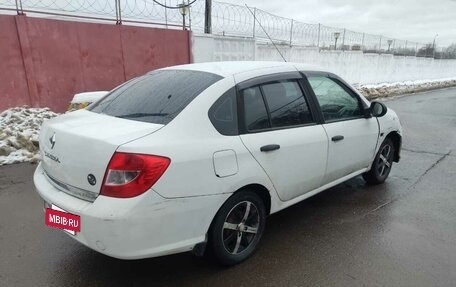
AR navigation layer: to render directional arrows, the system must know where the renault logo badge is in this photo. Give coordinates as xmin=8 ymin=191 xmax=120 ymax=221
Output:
xmin=87 ymin=174 xmax=97 ymax=186
xmin=49 ymin=133 xmax=56 ymax=149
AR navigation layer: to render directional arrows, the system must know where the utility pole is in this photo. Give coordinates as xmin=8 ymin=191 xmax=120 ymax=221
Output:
xmin=204 ymin=0 xmax=212 ymax=34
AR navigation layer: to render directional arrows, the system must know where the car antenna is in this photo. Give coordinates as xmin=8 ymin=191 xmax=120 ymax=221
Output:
xmin=245 ymin=4 xmax=287 ymax=62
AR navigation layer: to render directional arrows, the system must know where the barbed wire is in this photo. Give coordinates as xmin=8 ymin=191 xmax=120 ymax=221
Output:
xmin=0 ymin=0 xmax=430 ymax=54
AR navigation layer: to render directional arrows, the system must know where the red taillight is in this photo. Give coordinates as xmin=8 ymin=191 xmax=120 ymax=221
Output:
xmin=100 ymin=152 xmax=170 ymax=198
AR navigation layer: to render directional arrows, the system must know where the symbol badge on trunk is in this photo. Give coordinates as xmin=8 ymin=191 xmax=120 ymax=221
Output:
xmin=49 ymin=133 xmax=56 ymax=149
xmin=87 ymin=174 xmax=96 ymax=186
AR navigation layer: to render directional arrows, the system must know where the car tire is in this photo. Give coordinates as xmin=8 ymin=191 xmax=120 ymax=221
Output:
xmin=208 ymin=191 xmax=266 ymax=266
xmin=363 ymin=137 xmax=395 ymax=185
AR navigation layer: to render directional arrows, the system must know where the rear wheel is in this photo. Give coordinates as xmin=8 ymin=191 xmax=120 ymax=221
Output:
xmin=363 ymin=138 xmax=395 ymax=185
xmin=208 ymin=191 xmax=266 ymax=266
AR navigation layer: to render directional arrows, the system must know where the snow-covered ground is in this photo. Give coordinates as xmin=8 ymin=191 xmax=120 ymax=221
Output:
xmin=0 ymin=77 xmax=455 ymax=166
xmin=356 ymin=78 xmax=456 ymax=99
xmin=0 ymin=107 xmax=58 ymax=166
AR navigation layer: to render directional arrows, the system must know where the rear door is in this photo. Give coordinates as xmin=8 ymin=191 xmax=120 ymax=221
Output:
xmin=304 ymin=73 xmax=379 ymax=184
xmin=238 ymin=73 xmax=328 ymax=202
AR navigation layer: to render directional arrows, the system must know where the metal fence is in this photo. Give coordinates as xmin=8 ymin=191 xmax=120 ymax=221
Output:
xmin=1 ymin=0 xmax=431 ymax=55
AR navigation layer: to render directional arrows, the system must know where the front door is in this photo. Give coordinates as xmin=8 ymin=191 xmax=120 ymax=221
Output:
xmin=306 ymin=75 xmax=379 ymax=184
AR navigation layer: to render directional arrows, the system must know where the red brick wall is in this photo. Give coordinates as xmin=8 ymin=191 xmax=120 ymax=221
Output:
xmin=0 ymin=15 xmax=191 ymax=112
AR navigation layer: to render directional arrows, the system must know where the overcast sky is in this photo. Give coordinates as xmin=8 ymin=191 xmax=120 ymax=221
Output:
xmin=221 ymin=0 xmax=456 ymax=46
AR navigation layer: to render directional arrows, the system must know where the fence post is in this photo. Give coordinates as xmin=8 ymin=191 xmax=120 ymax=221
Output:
xmin=289 ymin=19 xmax=294 ymax=47
xmin=15 ymin=0 xmax=24 ymax=15
xmin=164 ymin=0 xmax=168 ymax=28
xmin=188 ymin=9 xmax=192 ymax=30
xmin=341 ymin=28 xmax=345 ymax=51
xmin=379 ymin=36 xmax=382 ymax=53
xmin=252 ymin=7 xmax=256 ymax=38
xmin=361 ymin=33 xmax=365 ymax=50
xmin=115 ymin=0 xmax=122 ymax=25
xmin=317 ymin=23 xmax=320 ymax=48
xmin=115 ymin=0 xmax=119 ymax=23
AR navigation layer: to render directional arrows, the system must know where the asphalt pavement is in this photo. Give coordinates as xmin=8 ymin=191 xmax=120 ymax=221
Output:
xmin=1 ymin=88 xmax=455 ymax=287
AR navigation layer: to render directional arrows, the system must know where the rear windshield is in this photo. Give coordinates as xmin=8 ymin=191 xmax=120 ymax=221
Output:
xmin=89 ymin=70 xmax=223 ymax=124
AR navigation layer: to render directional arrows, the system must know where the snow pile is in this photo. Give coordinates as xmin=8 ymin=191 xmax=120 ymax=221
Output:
xmin=0 ymin=107 xmax=58 ymax=166
xmin=356 ymin=78 xmax=456 ymax=99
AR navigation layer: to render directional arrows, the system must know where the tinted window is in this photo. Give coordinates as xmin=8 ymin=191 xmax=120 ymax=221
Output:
xmin=209 ymin=88 xmax=238 ymax=135
xmin=261 ymin=80 xmax=313 ymax=128
xmin=307 ymin=76 xmax=363 ymax=121
xmin=89 ymin=70 xmax=222 ymax=124
xmin=241 ymin=86 xmax=270 ymax=131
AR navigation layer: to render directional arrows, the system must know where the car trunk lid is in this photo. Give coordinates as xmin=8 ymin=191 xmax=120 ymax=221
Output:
xmin=39 ymin=109 xmax=163 ymax=201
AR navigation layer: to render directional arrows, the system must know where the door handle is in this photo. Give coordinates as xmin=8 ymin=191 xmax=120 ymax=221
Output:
xmin=260 ymin=144 xmax=281 ymax=152
xmin=331 ymin=135 xmax=344 ymax=142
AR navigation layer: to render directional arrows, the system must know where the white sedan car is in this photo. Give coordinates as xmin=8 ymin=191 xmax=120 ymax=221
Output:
xmin=34 ymin=61 xmax=402 ymax=265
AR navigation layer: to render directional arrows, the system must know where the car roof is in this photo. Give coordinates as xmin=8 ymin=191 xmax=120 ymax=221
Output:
xmin=159 ymin=61 xmax=329 ymax=77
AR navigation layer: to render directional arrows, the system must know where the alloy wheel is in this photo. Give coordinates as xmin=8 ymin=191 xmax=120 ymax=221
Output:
xmin=222 ymin=201 xmax=260 ymax=254
xmin=377 ymin=144 xmax=393 ymax=177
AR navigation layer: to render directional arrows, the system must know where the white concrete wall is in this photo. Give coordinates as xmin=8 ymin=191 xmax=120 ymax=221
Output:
xmin=193 ymin=34 xmax=456 ymax=85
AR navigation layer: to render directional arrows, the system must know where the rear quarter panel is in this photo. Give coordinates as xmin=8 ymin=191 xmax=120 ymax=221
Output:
xmin=117 ymin=77 xmax=277 ymax=201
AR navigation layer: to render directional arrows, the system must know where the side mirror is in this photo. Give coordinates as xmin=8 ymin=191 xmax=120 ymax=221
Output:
xmin=370 ymin=101 xmax=388 ymax=117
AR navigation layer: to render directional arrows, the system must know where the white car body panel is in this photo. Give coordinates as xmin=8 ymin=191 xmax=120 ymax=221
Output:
xmin=240 ymin=126 xmax=328 ymax=201
xmin=271 ymin=168 xmax=369 ymax=212
xmin=33 ymin=61 xmax=402 ymax=260
xmin=34 ymin=163 xmax=230 ymax=259
xmin=116 ymin=76 xmax=277 ymax=200
xmin=371 ymin=108 xmax=403 ymax=164
xmin=321 ymin=118 xmax=379 ymax=184
xmin=39 ymin=109 xmax=163 ymax=200
xmin=213 ymin=150 xmax=239 ymax=177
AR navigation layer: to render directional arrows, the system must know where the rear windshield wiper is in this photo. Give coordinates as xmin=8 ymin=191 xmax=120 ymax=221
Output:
xmin=116 ymin=113 xmax=169 ymax=119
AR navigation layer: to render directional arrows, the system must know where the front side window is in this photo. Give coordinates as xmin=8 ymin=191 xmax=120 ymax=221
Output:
xmin=307 ymin=76 xmax=363 ymax=122
xmin=90 ymin=70 xmax=222 ymax=124
xmin=261 ymin=80 xmax=313 ymax=128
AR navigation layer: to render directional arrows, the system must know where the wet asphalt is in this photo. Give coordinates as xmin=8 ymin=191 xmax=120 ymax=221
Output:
xmin=1 ymin=88 xmax=455 ymax=287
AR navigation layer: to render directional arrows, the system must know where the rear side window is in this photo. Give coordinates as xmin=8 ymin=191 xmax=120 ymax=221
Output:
xmin=240 ymin=80 xmax=314 ymax=132
xmin=241 ymin=86 xmax=270 ymax=131
xmin=89 ymin=70 xmax=222 ymax=124
xmin=261 ymin=81 xmax=313 ymax=128
xmin=209 ymin=88 xmax=238 ymax=135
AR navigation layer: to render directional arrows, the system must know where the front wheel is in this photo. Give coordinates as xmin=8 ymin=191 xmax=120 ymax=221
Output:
xmin=363 ymin=138 xmax=395 ymax=185
xmin=208 ymin=191 xmax=266 ymax=266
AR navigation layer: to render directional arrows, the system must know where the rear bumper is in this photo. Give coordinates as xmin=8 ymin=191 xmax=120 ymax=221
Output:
xmin=34 ymin=162 xmax=229 ymax=259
